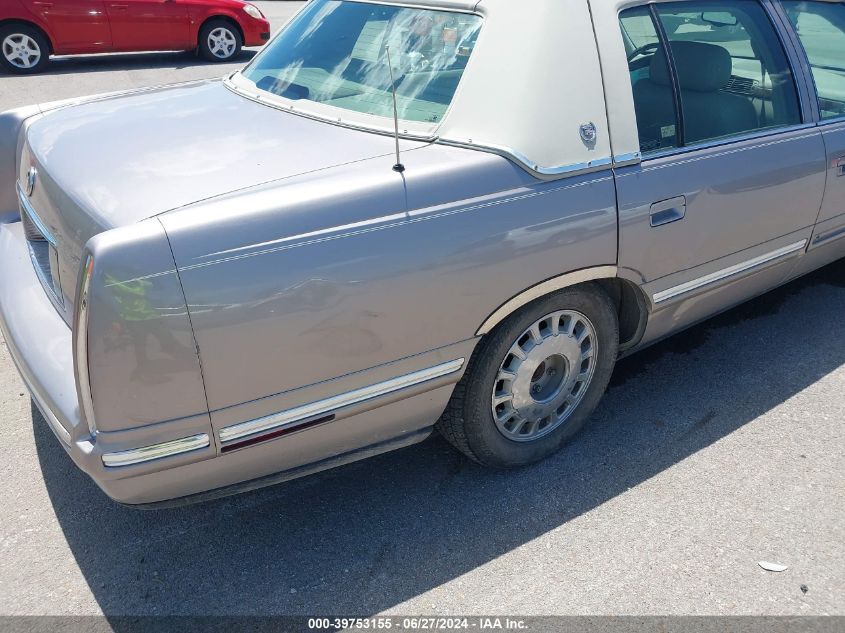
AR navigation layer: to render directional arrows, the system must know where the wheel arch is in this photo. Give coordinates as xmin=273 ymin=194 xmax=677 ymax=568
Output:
xmin=475 ymin=266 xmax=650 ymax=351
xmin=0 ymin=19 xmax=53 ymax=54
xmin=197 ymin=14 xmax=244 ymax=46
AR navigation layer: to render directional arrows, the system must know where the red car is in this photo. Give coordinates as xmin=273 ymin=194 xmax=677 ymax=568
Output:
xmin=0 ymin=0 xmax=271 ymax=73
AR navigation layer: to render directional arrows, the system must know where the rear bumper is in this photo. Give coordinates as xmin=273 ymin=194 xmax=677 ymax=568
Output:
xmin=1 ymin=221 xmax=450 ymax=506
xmin=0 ymin=221 xmax=219 ymax=504
xmin=0 ymin=222 xmax=81 ymax=446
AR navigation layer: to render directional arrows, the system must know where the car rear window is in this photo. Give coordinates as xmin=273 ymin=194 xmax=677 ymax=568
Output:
xmin=241 ymin=0 xmax=483 ymax=124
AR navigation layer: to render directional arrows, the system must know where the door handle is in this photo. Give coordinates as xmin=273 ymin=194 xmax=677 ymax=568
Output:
xmin=650 ymin=196 xmax=686 ymax=227
xmin=837 ymin=157 xmax=845 ymax=177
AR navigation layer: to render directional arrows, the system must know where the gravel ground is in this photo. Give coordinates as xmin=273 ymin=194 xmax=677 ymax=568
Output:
xmin=0 ymin=0 xmax=843 ymax=619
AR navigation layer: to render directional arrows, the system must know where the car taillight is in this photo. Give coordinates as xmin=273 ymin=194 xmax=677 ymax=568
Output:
xmin=74 ymin=254 xmax=97 ymax=437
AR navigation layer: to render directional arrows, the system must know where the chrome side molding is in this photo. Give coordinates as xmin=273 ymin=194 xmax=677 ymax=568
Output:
xmin=102 ymin=433 xmax=210 ymax=468
xmin=653 ymin=240 xmax=807 ymax=305
xmin=813 ymin=225 xmax=845 ymax=247
xmin=219 ymin=358 xmax=466 ymax=445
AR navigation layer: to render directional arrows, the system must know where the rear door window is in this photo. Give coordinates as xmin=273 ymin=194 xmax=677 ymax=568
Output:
xmin=620 ymin=1 xmax=803 ymax=152
xmin=621 ymin=7 xmax=681 ymax=152
xmin=782 ymin=1 xmax=845 ymax=120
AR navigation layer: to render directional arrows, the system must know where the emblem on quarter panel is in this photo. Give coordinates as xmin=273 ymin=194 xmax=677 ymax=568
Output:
xmin=25 ymin=166 xmax=37 ymax=196
xmin=579 ymin=122 xmax=597 ymax=145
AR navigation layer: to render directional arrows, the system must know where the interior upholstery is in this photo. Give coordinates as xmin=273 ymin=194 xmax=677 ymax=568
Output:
xmin=634 ymin=41 xmax=759 ymax=145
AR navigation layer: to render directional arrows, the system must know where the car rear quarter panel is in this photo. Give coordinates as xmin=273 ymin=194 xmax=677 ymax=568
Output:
xmin=160 ymin=144 xmax=618 ymax=431
xmin=84 ymin=220 xmax=211 ymax=433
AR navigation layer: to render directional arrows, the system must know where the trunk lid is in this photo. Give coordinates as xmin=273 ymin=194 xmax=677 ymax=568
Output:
xmin=18 ymin=80 xmax=419 ymax=321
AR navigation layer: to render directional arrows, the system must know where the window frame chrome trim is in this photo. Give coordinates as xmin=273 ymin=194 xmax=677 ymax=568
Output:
xmin=638 ymin=122 xmax=818 ymax=163
xmin=612 ymin=151 xmax=642 ymax=166
xmin=436 ymin=138 xmax=615 ymax=178
xmin=816 ymin=114 xmax=845 ymax=127
xmin=653 ymin=240 xmax=807 ymax=304
xmin=102 ymin=433 xmax=211 ymax=468
xmin=219 ymin=358 xmax=466 ymax=444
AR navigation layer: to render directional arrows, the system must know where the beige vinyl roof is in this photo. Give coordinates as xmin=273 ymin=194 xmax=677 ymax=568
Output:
xmin=229 ymin=0 xmax=646 ymax=177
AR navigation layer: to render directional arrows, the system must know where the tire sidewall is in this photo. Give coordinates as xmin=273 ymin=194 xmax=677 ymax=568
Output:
xmin=199 ymin=21 xmax=242 ymax=62
xmin=462 ymin=285 xmax=619 ymax=468
xmin=0 ymin=26 xmax=49 ymax=74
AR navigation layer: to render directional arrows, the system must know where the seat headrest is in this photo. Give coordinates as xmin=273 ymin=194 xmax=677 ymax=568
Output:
xmin=650 ymin=41 xmax=732 ymax=92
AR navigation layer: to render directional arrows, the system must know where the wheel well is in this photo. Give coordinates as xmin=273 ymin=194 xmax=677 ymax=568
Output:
xmin=594 ymin=278 xmax=649 ymax=351
xmin=476 ymin=274 xmax=650 ymax=352
xmin=199 ymin=16 xmax=244 ymax=46
xmin=0 ymin=20 xmax=53 ymax=54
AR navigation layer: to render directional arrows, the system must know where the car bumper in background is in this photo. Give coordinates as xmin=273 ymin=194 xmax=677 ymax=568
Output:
xmin=243 ymin=19 xmax=272 ymax=47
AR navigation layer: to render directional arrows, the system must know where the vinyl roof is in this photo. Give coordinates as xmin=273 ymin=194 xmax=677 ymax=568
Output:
xmin=229 ymin=0 xmax=639 ymax=178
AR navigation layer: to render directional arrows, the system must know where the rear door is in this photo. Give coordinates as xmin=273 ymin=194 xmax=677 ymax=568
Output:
xmin=780 ymin=0 xmax=845 ymax=252
xmin=611 ymin=0 xmax=827 ymax=345
xmin=27 ymin=0 xmax=112 ymax=53
xmin=105 ymin=0 xmax=189 ymax=51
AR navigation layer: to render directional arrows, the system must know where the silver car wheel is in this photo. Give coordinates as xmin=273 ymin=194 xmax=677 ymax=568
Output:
xmin=492 ymin=310 xmax=598 ymax=442
xmin=207 ymin=27 xmax=237 ymax=59
xmin=2 ymin=33 xmax=41 ymax=70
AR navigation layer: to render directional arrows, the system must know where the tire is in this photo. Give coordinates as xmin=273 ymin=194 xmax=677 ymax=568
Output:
xmin=198 ymin=19 xmax=242 ymax=62
xmin=0 ymin=24 xmax=50 ymax=74
xmin=438 ymin=284 xmax=619 ymax=469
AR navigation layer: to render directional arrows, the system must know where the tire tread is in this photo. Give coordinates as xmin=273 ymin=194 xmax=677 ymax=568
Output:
xmin=437 ymin=283 xmax=619 ymax=468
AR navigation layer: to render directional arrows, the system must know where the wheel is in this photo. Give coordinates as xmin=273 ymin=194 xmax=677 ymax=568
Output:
xmin=198 ymin=20 xmax=242 ymax=62
xmin=438 ymin=284 xmax=619 ymax=468
xmin=0 ymin=25 xmax=50 ymax=74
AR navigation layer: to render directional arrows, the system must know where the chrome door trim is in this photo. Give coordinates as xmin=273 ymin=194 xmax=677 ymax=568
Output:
xmin=613 ymin=151 xmax=642 ymax=166
xmin=817 ymin=115 xmax=845 ymax=127
xmin=814 ymin=224 xmax=845 ymax=246
xmin=437 ymin=138 xmax=614 ymax=179
xmin=653 ymin=240 xmax=807 ymax=305
xmin=636 ymin=125 xmax=818 ymax=167
xmin=102 ymin=433 xmax=210 ymax=468
xmin=219 ymin=358 xmax=466 ymax=444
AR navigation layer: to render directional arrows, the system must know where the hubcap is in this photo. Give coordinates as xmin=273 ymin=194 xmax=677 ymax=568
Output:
xmin=491 ymin=310 xmax=598 ymax=442
xmin=2 ymin=34 xmax=41 ymax=69
xmin=208 ymin=27 xmax=236 ymax=59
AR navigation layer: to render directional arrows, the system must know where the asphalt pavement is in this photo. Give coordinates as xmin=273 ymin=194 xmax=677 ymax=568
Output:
xmin=0 ymin=0 xmax=843 ymax=619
